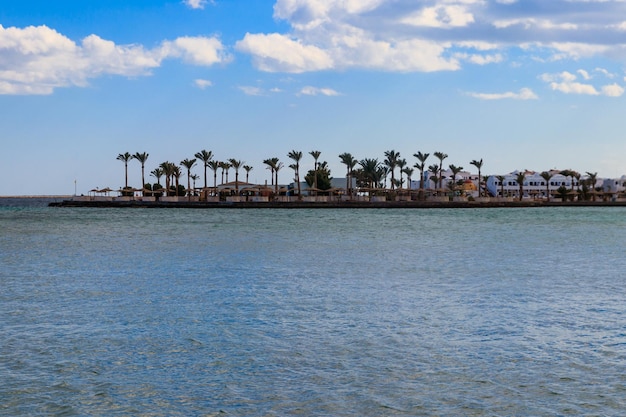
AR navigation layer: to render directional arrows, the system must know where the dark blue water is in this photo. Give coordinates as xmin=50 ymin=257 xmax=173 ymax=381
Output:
xmin=1 ymin=200 xmax=625 ymax=415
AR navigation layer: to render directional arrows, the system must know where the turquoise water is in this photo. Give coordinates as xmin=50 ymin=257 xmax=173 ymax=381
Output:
xmin=1 ymin=200 xmax=626 ymax=416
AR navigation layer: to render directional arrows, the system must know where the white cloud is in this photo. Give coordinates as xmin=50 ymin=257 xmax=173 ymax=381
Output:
xmin=540 ymin=70 xmax=623 ymax=96
xmin=235 ymin=33 xmax=333 ymax=73
xmin=401 ymin=5 xmax=475 ymax=29
xmin=184 ymin=0 xmax=211 ymax=10
xmin=550 ymin=81 xmax=599 ymax=95
xmin=238 ymin=86 xmax=264 ymax=96
xmin=0 ymin=25 xmax=229 ymax=95
xmin=298 ymin=86 xmax=340 ymax=96
xmin=194 ymin=79 xmax=213 ymax=89
xmin=468 ymin=87 xmax=538 ymax=100
xmin=455 ymin=52 xmax=503 ymax=65
xmin=601 ymin=83 xmax=624 ymax=97
xmin=273 ymin=0 xmax=384 ymax=30
xmin=545 ymin=42 xmax=611 ymax=60
xmin=541 ymin=71 xmax=598 ymax=94
xmin=594 ymin=67 xmax=614 ymax=78
xmin=237 ymin=27 xmax=459 ymax=73
xmin=160 ymin=36 xmax=230 ymax=66
xmin=494 ymin=18 xmax=577 ymax=30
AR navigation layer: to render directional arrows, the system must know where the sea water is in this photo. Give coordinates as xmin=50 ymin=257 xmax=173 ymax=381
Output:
xmin=1 ymin=199 xmax=625 ymax=416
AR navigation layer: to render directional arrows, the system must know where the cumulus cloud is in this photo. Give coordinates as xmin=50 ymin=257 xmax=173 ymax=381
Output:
xmin=540 ymin=70 xmax=624 ymax=96
xmin=194 ymin=79 xmax=213 ymax=89
xmin=0 ymin=24 xmax=229 ymax=95
xmin=601 ymin=83 xmax=625 ymax=97
xmin=298 ymin=86 xmax=340 ymax=96
xmin=467 ymin=88 xmax=538 ymax=100
xmin=235 ymin=33 xmax=333 ymax=73
xmin=161 ymin=36 xmax=230 ymax=66
xmin=234 ymin=0 xmax=626 ymax=85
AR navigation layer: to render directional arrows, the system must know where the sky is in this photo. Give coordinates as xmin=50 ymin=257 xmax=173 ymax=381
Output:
xmin=2 ymin=0 xmax=626 ymax=195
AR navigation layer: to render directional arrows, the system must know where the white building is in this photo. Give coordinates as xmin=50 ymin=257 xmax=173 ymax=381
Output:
xmin=485 ymin=170 xmax=603 ymax=199
xmin=602 ymin=176 xmax=626 ymax=193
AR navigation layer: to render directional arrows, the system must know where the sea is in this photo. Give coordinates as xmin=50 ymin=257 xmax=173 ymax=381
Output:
xmin=1 ymin=197 xmax=625 ymax=416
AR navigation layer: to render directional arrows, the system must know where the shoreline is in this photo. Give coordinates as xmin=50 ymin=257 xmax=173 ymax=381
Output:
xmin=48 ymin=199 xmax=626 ymax=209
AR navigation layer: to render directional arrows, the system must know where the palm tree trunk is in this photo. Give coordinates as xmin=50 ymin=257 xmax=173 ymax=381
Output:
xmin=141 ymin=165 xmax=145 ymax=196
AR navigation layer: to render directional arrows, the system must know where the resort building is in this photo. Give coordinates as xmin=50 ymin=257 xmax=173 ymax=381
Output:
xmin=602 ymin=176 xmax=626 ymax=194
xmin=485 ymin=170 xmax=603 ymax=199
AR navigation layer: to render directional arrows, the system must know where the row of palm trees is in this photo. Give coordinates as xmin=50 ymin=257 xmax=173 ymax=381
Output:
xmin=117 ymin=149 xmax=609 ymax=202
xmin=116 ymin=149 xmax=489 ymax=199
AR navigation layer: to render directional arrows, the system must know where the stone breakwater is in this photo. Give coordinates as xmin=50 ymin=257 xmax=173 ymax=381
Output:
xmin=49 ymin=199 xmax=626 ymax=209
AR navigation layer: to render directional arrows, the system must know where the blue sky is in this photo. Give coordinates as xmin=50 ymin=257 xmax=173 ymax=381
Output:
xmin=2 ymin=0 xmax=626 ymax=195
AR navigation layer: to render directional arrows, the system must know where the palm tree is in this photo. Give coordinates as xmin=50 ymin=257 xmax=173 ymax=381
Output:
xmin=560 ymin=169 xmax=576 ymax=201
xmin=228 ymin=159 xmax=243 ymax=193
xmin=496 ymin=175 xmax=505 ymax=198
xmin=160 ymin=161 xmax=175 ymax=195
xmin=263 ymin=158 xmax=273 ymax=186
xmin=274 ymin=160 xmax=284 ymax=194
xmin=180 ymin=158 xmax=197 ymax=199
xmin=224 ymin=162 xmax=232 ymax=183
xmin=150 ymin=167 xmax=163 ymax=186
xmin=263 ymin=157 xmax=278 ymax=186
xmin=397 ymin=158 xmax=407 ymax=189
xmin=339 ymin=152 xmax=357 ymax=198
xmin=381 ymin=166 xmax=390 ymax=189
xmin=448 ymin=164 xmax=463 ymax=192
xmin=309 ymin=150 xmax=321 ymax=192
xmin=470 ymin=159 xmax=483 ymax=197
xmin=540 ymin=171 xmax=553 ymax=201
xmin=150 ymin=167 xmax=164 ymax=196
xmin=194 ymin=150 xmax=213 ymax=190
xmin=586 ymin=171 xmax=598 ymax=201
xmin=482 ymin=175 xmax=491 ymax=197
xmin=207 ymin=160 xmax=220 ymax=193
xmin=132 ymin=152 xmax=149 ymax=195
xmin=288 ymin=150 xmax=303 ymax=199
xmin=172 ymin=165 xmax=182 ymax=196
xmin=243 ymin=165 xmax=253 ymax=183
xmin=359 ymin=158 xmax=381 ymax=195
xmin=560 ymin=169 xmax=573 ymax=190
xmin=116 ymin=152 xmax=132 ymax=190
xmin=413 ymin=151 xmax=430 ymax=200
xmin=384 ymin=150 xmax=400 ymax=190
xmin=433 ymin=152 xmax=448 ymax=190
xmin=218 ymin=161 xmax=229 ymax=184
xmin=190 ymin=174 xmax=199 ymax=192
xmin=428 ymin=164 xmax=439 ymax=191
xmin=403 ymin=167 xmax=414 ymax=196
xmin=516 ymin=171 xmax=526 ymax=201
